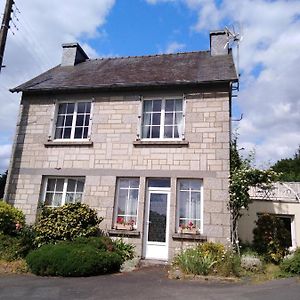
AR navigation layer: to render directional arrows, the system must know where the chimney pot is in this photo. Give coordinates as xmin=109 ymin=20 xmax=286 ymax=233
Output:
xmin=61 ymin=43 xmax=89 ymax=66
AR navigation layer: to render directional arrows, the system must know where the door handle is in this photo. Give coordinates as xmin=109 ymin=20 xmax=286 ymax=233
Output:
xmin=146 ymin=221 xmax=152 ymax=224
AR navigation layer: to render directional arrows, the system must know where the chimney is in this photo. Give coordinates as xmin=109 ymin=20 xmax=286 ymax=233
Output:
xmin=61 ymin=43 xmax=89 ymax=66
xmin=210 ymin=30 xmax=229 ymax=56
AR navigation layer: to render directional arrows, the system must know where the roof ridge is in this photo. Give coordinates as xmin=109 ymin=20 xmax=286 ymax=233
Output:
xmin=88 ymin=50 xmax=210 ymax=62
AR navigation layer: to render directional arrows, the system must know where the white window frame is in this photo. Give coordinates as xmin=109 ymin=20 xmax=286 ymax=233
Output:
xmin=176 ymin=179 xmax=203 ymax=234
xmin=41 ymin=177 xmax=85 ymax=208
xmin=113 ymin=178 xmax=140 ymax=229
xmin=140 ymin=96 xmax=186 ymax=141
xmin=51 ymin=100 xmax=93 ymax=141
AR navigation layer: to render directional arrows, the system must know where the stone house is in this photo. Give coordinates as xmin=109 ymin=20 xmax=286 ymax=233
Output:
xmin=5 ymin=31 xmax=237 ymax=261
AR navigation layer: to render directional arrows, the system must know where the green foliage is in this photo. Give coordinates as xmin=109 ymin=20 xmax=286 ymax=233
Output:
xmin=113 ymin=238 xmax=135 ymax=262
xmin=253 ymin=214 xmax=290 ymax=263
xmin=280 ymin=248 xmax=300 ymax=275
xmin=271 ymin=146 xmax=300 ymax=182
xmin=0 ymin=200 xmax=25 ymax=235
xmin=229 ymin=136 xmax=279 ymax=249
xmin=34 ymin=203 xmax=103 ymax=246
xmin=74 ymin=236 xmax=115 ymax=252
xmin=0 ymin=226 xmax=36 ymax=261
xmin=26 ymin=240 xmax=122 ymax=276
xmin=173 ymin=242 xmax=240 ymax=277
xmin=0 ymin=171 xmax=7 ymax=199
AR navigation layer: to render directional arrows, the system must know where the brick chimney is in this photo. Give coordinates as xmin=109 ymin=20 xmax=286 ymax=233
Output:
xmin=61 ymin=43 xmax=89 ymax=66
xmin=210 ymin=30 xmax=229 ymax=56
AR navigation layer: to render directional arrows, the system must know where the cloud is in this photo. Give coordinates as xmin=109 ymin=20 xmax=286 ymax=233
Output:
xmin=0 ymin=144 xmax=12 ymax=173
xmin=150 ymin=0 xmax=300 ymax=166
xmin=164 ymin=41 xmax=186 ymax=53
xmin=0 ymin=0 xmax=115 ymax=172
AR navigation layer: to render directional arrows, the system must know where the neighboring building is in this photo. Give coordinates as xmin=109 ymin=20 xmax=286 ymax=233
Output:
xmin=239 ymin=182 xmax=300 ymax=249
xmin=5 ymin=31 xmax=237 ymax=261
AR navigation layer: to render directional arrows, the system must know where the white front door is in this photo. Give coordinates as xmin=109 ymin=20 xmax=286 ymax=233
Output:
xmin=144 ymin=190 xmax=170 ymax=260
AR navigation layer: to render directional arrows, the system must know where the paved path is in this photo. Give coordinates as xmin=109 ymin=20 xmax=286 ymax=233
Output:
xmin=0 ymin=266 xmax=299 ymax=300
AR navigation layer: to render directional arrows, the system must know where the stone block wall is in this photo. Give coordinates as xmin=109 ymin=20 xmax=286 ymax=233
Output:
xmin=5 ymin=86 xmax=231 ymax=260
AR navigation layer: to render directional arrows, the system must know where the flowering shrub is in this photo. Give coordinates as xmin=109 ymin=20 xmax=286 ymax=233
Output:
xmin=0 ymin=200 xmax=25 ymax=236
xmin=34 ymin=203 xmax=103 ymax=246
xmin=173 ymin=242 xmax=240 ymax=277
xmin=280 ymin=248 xmax=300 ymax=275
xmin=179 ymin=221 xmax=196 ymax=230
xmin=116 ymin=217 xmax=135 ymax=226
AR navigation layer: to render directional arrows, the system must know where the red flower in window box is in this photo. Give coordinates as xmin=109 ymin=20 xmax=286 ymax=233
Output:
xmin=115 ymin=217 xmax=134 ymax=230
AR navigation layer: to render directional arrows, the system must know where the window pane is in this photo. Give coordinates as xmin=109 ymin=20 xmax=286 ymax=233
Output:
xmin=152 ymin=113 xmax=161 ymax=125
xmin=148 ymin=178 xmax=171 ymax=188
xmin=66 ymin=103 xmax=75 ymax=113
xmin=190 ymin=180 xmax=201 ymax=191
xmin=179 ymin=191 xmax=189 ymax=219
xmin=85 ymin=102 xmax=91 ymax=113
xmin=143 ymin=101 xmax=152 ymax=112
xmin=65 ymin=193 xmax=74 ymax=204
xmin=175 ymin=99 xmax=183 ymax=111
xmin=117 ymin=189 xmax=127 ymax=214
xmin=58 ymin=103 xmax=67 ymax=114
xmin=76 ymin=114 xmax=84 ymax=126
xmin=165 ymin=113 xmax=173 ymax=125
xmin=46 ymin=179 xmax=56 ymax=191
xmin=74 ymin=127 xmax=83 ymax=139
xmin=76 ymin=180 xmax=85 ymax=192
xmin=164 ymin=126 xmax=173 ymax=138
xmin=151 ymin=126 xmax=160 ymax=138
xmin=65 ymin=115 xmax=73 ymax=127
xmin=119 ymin=179 xmax=130 ymax=188
xmin=83 ymin=127 xmax=88 ymax=138
xmin=128 ymin=190 xmax=138 ymax=215
xmin=165 ymin=100 xmax=174 ymax=112
xmin=55 ymin=179 xmax=64 ymax=192
xmin=63 ymin=128 xmax=71 ymax=139
xmin=74 ymin=194 xmax=82 ymax=203
xmin=67 ymin=179 xmax=76 ymax=192
xmin=53 ymin=193 xmax=63 ymax=206
xmin=179 ymin=180 xmax=190 ymax=191
xmin=77 ymin=102 xmax=86 ymax=114
xmin=54 ymin=128 xmax=63 ymax=139
xmin=44 ymin=193 xmax=53 ymax=206
xmin=84 ymin=115 xmax=90 ymax=126
xmin=56 ymin=115 xmax=65 ymax=127
xmin=153 ymin=100 xmax=162 ymax=111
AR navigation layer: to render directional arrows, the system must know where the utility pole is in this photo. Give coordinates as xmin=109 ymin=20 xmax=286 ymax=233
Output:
xmin=0 ymin=0 xmax=14 ymax=72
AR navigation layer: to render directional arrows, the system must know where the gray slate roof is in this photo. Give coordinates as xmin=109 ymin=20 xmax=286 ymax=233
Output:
xmin=11 ymin=51 xmax=237 ymax=93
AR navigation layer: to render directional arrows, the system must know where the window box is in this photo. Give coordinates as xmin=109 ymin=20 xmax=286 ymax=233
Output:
xmin=114 ymin=223 xmax=134 ymax=231
xmin=178 ymin=227 xmax=199 ymax=235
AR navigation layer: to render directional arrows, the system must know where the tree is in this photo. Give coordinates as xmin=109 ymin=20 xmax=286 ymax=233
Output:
xmin=271 ymin=146 xmax=300 ymax=182
xmin=229 ymin=137 xmax=278 ymax=252
xmin=0 ymin=170 xmax=7 ymax=198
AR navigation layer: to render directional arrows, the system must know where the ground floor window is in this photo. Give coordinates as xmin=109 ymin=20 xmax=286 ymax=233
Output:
xmin=177 ymin=179 xmax=202 ymax=232
xmin=114 ymin=178 xmax=140 ymax=228
xmin=42 ymin=177 xmax=85 ymax=207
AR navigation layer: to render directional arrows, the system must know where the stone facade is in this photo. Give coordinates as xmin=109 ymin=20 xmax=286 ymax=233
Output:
xmin=5 ymin=85 xmax=231 ymax=260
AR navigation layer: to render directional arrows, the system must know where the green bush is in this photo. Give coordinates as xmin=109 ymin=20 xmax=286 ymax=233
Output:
xmin=0 ymin=200 xmax=25 ymax=235
xmin=173 ymin=242 xmax=240 ymax=277
xmin=280 ymin=249 xmax=300 ymax=275
xmin=253 ymin=214 xmax=290 ymax=263
xmin=34 ymin=203 xmax=103 ymax=246
xmin=74 ymin=236 xmax=115 ymax=252
xmin=0 ymin=234 xmax=22 ymax=261
xmin=26 ymin=241 xmax=122 ymax=276
xmin=113 ymin=239 xmax=135 ymax=262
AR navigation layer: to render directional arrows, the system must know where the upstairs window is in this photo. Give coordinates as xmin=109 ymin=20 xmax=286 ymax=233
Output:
xmin=42 ymin=177 xmax=85 ymax=207
xmin=141 ymin=98 xmax=184 ymax=140
xmin=54 ymin=102 xmax=91 ymax=140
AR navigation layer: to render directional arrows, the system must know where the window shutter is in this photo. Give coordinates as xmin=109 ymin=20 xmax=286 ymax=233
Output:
xmin=182 ymin=94 xmax=186 ymax=140
xmin=136 ymin=96 xmax=143 ymax=140
xmin=87 ymin=98 xmax=94 ymax=140
xmin=48 ymin=100 xmax=57 ymax=141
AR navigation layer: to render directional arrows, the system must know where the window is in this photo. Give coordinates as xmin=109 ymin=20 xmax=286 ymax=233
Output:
xmin=177 ymin=179 xmax=202 ymax=231
xmin=141 ymin=98 xmax=184 ymax=139
xmin=43 ymin=177 xmax=85 ymax=207
xmin=114 ymin=178 xmax=140 ymax=228
xmin=54 ymin=102 xmax=91 ymax=140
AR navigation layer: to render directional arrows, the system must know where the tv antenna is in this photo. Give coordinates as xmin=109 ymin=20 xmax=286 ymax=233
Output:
xmin=224 ymin=23 xmax=243 ymax=81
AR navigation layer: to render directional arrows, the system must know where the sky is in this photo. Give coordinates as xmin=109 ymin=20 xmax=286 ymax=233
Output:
xmin=0 ymin=0 xmax=300 ymax=172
